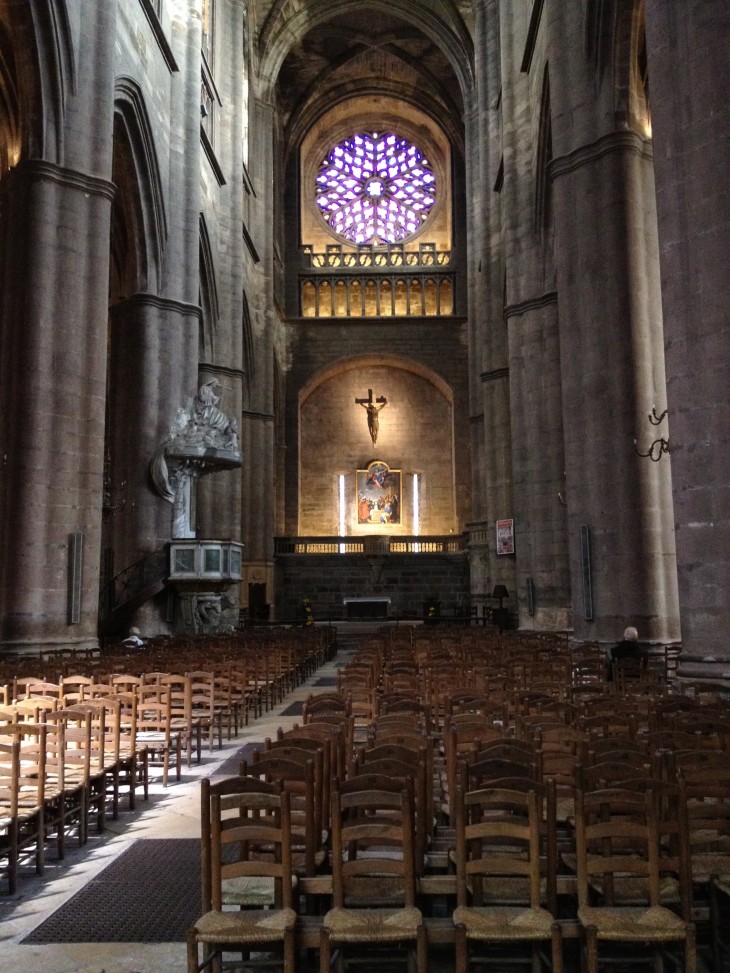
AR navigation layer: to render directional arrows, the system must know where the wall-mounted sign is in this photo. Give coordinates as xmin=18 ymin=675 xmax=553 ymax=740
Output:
xmin=496 ymin=518 xmax=515 ymax=555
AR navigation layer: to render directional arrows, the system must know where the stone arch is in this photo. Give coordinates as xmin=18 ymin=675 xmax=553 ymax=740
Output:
xmin=586 ymin=0 xmax=650 ymax=135
xmin=241 ymin=289 xmax=255 ymax=382
xmin=258 ymin=0 xmax=474 ymax=105
xmin=299 ymin=353 xmax=453 ymax=409
xmin=613 ymin=0 xmax=650 ymax=134
xmin=198 ymin=213 xmax=219 ymax=361
xmin=534 ymin=64 xmax=552 ymax=233
xmin=111 ymin=77 xmax=167 ymax=296
xmin=285 ymin=73 xmax=465 ymax=166
xmin=297 ymin=354 xmax=457 ymax=536
xmin=0 ymin=0 xmax=74 ymax=167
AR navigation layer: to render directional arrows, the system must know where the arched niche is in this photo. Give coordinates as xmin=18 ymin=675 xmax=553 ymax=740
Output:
xmin=298 ymin=356 xmax=457 ymax=536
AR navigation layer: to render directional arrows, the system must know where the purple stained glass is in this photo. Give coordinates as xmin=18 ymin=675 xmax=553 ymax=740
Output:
xmin=315 ymin=132 xmax=437 ymax=245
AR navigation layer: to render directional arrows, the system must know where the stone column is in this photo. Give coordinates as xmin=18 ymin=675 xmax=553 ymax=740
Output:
xmin=196 ymin=0 xmax=246 ymax=543
xmin=507 ymin=296 xmax=571 ymax=630
xmin=239 ymin=99 xmax=277 ymax=608
xmin=0 ymin=0 xmax=117 ymax=651
xmin=547 ymin=1 xmax=679 ymax=644
xmin=644 ymin=2 xmax=730 ymax=676
xmin=500 ymin=2 xmax=570 ymax=630
xmin=468 ymin=0 xmax=515 ymax=607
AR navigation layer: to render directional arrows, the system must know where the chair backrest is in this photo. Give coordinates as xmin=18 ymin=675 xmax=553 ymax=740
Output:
xmin=575 ymin=787 xmax=662 ymax=910
xmin=0 ymin=738 xmax=21 ymax=817
xmin=1 ymin=721 xmax=49 ymax=805
xmin=276 ymin=723 xmax=345 ymax=825
xmin=330 ymin=777 xmax=418 ymax=910
xmin=243 ymin=750 xmax=320 ymax=876
xmin=46 ymin=707 xmax=93 ymax=787
xmin=454 ymin=785 xmax=545 ymax=910
xmin=202 ymin=776 xmax=293 ymax=913
xmin=60 ymin=675 xmax=95 ymax=706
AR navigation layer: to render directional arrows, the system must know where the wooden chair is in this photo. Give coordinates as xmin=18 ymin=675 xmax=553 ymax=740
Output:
xmin=452 ymin=784 xmax=563 ymax=971
xmin=443 ymin=719 xmax=507 ymax=822
xmin=134 ymin=686 xmax=182 ymax=787
xmin=243 ymin=750 xmax=324 ymax=878
xmin=574 ymin=785 xmax=696 ymax=973
xmin=187 ymin=777 xmax=296 ymax=972
xmin=108 ymin=690 xmax=149 ymax=810
xmin=0 ymin=734 xmax=45 ymax=893
xmin=46 ymin=706 xmax=99 ymax=846
xmin=354 ymin=744 xmax=432 ymax=868
xmin=319 ymin=777 xmax=427 ymax=973
xmin=184 ymin=671 xmax=221 ymax=760
xmin=276 ymin=723 xmax=346 ymax=835
xmin=710 ymin=873 xmax=730 ymax=973
xmin=677 ymin=759 xmax=730 ymax=936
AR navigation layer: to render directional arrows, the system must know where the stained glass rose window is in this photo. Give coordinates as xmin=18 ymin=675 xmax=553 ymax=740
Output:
xmin=315 ymin=132 xmax=436 ymax=245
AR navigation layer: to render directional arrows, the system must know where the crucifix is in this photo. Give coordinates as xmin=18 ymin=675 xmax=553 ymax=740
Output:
xmin=355 ymin=388 xmax=388 ymax=447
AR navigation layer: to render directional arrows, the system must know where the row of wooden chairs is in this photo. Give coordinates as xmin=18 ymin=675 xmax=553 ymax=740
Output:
xmin=280 ymin=652 xmax=729 ymax=970
xmin=0 ymin=693 xmax=149 ymax=894
xmin=0 ymin=628 xmax=334 ymax=896
xmin=186 ymin=762 xmax=709 ymax=972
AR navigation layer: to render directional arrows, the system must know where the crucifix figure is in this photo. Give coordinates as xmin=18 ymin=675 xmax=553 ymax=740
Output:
xmin=355 ymin=388 xmax=388 ymax=447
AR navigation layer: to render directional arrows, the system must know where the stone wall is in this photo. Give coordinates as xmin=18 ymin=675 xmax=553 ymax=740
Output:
xmin=275 ymin=552 xmax=470 ymax=622
xmin=284 ymin=318 xmax=470 ymax=536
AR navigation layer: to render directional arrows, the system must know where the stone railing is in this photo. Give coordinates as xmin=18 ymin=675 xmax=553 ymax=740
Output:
xmin=274 ymin=534 xmax=467 ymax=555
xmin=299 ymin=242 xmax=455 ymax=318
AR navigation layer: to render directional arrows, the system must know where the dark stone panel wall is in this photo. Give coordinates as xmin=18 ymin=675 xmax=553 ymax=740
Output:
xmin=275 ymin=552 xmax=470 ymax=622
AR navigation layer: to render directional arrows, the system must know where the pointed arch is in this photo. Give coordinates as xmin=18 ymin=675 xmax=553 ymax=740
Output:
xmin=0 ymin=0 xmax=74 ymax=167
xmin=585 ymin=0 xmax=650 ymax=135
xmin=198 ymin=212 xmax=219 ymax=360
xmin=112 ymin=76 xmax=167 ymax=294
xmin=534 ymin=63 xmax=553 ymax=234
xmin=258 ymin=0 xmax=474 ymax=104
xmin=241 ymin=289 xmax=254 ymax=379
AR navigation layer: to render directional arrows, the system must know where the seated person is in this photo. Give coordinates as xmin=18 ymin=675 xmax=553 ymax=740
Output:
xmin=606 ymin=625 xmax=646 ymax=679
xmin=122 ymin=626 xmax=145 ymax=649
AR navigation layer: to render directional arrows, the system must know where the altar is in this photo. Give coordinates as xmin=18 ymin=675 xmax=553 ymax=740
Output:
xmin=343 ymin=596 xmax=391 ymax=619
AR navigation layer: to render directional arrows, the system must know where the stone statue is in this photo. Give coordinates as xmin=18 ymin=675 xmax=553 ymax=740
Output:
xmin=150 ymin=378 xmax=243 ymax=539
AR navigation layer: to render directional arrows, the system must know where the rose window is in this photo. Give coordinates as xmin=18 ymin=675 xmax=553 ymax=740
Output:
xmin=315 ymin=132 xmax=436 ymax=245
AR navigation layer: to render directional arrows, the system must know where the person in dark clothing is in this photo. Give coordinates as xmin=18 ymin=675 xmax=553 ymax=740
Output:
xmin=606 ymin=625 xmax=646 ymax=679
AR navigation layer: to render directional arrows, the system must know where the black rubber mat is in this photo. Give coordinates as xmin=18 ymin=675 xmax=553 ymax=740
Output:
xmin=279 ymin=700 xmax=304 ymax=716
xmin=214 ymin=741 xmax=263 ymax=778
xmin=24 ymin=839 xmax=200 ymax=943
xmin=313 ymin=676 xmax=337 ymax=687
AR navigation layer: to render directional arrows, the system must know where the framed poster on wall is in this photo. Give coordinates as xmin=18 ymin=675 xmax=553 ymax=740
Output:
xmin=356 ymin=461 xmax=401 ymax=525
xmin=496 ymin=518 xmax=515 ymax=555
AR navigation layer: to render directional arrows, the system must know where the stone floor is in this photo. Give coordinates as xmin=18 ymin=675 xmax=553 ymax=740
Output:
xmin=0 ymin=628 xmax=718 ymax=973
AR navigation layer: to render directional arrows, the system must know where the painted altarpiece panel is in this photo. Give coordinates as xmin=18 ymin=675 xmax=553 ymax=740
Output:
xmin=356 ymin=461 xmax=401 ymax=526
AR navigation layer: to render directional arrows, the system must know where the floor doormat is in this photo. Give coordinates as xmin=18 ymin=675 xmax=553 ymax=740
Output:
xmin=214 ymin=741 xmax=263 ymax=778
xmin=23 ymin=839 xmax=200 ymax=943
xmin=313 ymin=676 xmax=337 ymax=687
xmin=279 ymin=700 xmax=304 ymax=717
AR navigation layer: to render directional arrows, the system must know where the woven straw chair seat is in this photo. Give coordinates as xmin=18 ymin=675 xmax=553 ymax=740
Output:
xmin=453 ymin=904 xmax=556 ymax=940
xmin=714 ymin=874 xmax=730 ymax=896
xmin=192 ymin=906 xmax=296 ymax=944
xmin=689 ymin=852 xmax=730 ymax=883
xmin=578 ymin=904 xmax=687 ymax=941
xmin=221 ymin=874 xmax=298 ymax=906
xmin=322 ymin=904 xmax=423 ymax=943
